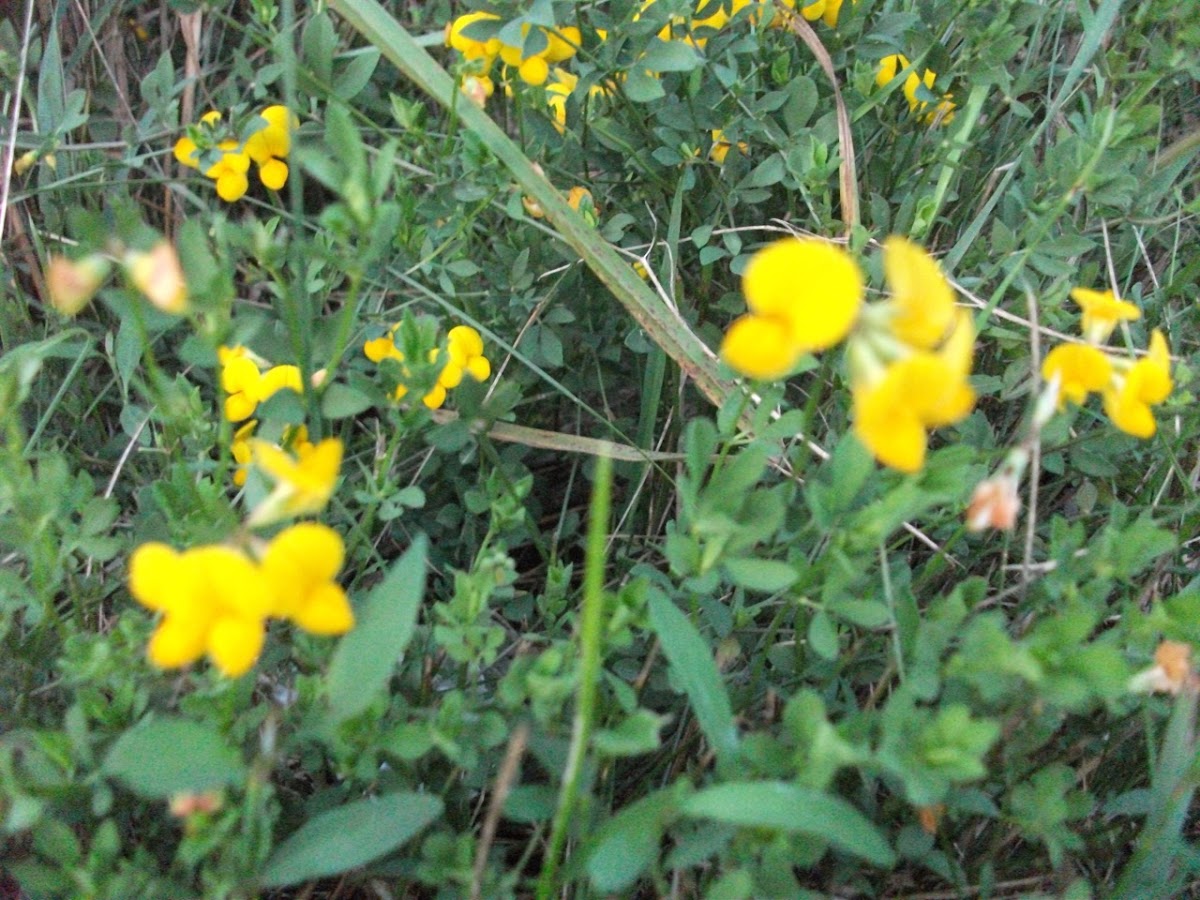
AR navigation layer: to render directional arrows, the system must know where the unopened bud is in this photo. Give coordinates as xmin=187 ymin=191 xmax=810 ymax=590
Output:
xmin=45 ymin=254 xmax=110 ymax=316
xmin=125 ymin=241 xmax=188 ymax=314
xmin=966 ymin=473 xmax=1021 ymax=532
xmin=460 ymin=74 xmax=493 ymax=109
xmin=13 ymin=150 xmax=37 ymax=176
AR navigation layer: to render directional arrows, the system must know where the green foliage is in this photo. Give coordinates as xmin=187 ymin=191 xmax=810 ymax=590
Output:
xmin=3 ymin=0 xmax=1200 ymax=895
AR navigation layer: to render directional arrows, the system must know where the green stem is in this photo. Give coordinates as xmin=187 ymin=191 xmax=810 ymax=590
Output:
xmin=536 ymin=454 xmax=612 ymax=900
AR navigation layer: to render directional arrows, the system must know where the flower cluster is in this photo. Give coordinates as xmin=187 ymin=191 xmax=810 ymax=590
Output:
xmin=720 ymin=236 xmax=975 ymax=472
xmin=876 ymin=54 xmax=956 ymax=126
xmin=219 ymin=345 xmax=305 ymax=422
xmin=1041 ymin=288 xmax=1171 ymax=438
xmin=174 ymin=106 xmax=296 ymax=202
xmin=129 ymin=521 xmax=352 ymax=678
xmin=364 ymin=324 xmax=492 ymax=410
xmin=446 ymin=11 xmax=581 ymax=88
xmin=45 ymin=240 xmax=188 ymax=317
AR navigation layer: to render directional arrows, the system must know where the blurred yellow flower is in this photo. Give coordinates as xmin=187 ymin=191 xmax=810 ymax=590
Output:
xmin=204 ymin=140 xmax=251 ymax=203
xmin=261 ymin=523 xmax=354 ymax=635
xmin=853 ymin=331 xmax=975 ymax=473
xmin=1103 ymin=330 xmax=1172 ymax=438
xmin=720 ymin=314 xmax=800 ymax=380
xmin=446 ymin=11 xmax=501 ymax=62
xmin=218 ymin=346 xmax=304 ymax=422
xmin=883 ymin=236 xmax=956 ymax=349
xmin=248 ymin=437 xmax=343 ymax=525
xmin=743 ymin=238 xmax=863 ymax=352
xmin=1042 ymin=343 xmax=1113 ymax=407
xmin=876 ymin=54 xmax=911 ymax=89
xmin=231 ymin=419 xmax=257 ymax=487
xmin=1071 ymin=286 xmax=1140 ymax=344
xmin=128 ymin=543 xmax=272 ymax=677
xmin=709 ymin=129 xmax=748 ymax=165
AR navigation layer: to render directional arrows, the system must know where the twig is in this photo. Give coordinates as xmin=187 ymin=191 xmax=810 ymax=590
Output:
xmin=0 ymin=0 xmax=36 ymax=245
xmin=470 ymin=722 xmax=529 ymax=900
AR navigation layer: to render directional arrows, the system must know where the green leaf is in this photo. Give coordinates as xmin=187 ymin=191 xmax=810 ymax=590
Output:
xmin=321 ymin=382 xmax=374 ymax=419
xmin=259 ymin=792 xmax=442 ymax=887
xmin=724 ymin=558 xmax=798 ymax=593
xmin=681 ymin=782 xmax=896 ymax=866
xmin=639 ymin=38 xmax=703 ymax=73
xmin=103 ymin=717 xmax=244 ymax=798
xmin=327 ymin=536 xmax=428 ymax=721
xmin=807 ymin=609 xmax=839 ymax=660
xmin=648 ymin=593 xmax=738 ymax=762
xmin=623 ymin=66 xmax=667 ymax=102
xmin=584 ymin=789 xmax=681 ymax=892
xmin=593 ymin=708 xmax=667 ymax=757
xmin=302 ymin=12 xmax=336 ymax=84
xmin=333 ymin=48 xmax=381 ymax=100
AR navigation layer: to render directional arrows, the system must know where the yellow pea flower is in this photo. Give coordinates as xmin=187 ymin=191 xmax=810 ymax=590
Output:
xmin=876 ymin=54 xmax=912 ymax=89
xmin=261 ymin=523 xmax=354 ymax=635
xmin=220 ymin=347 xmax=263 ymax=422
xmin=542 ymin=25 xmax=581 ymax=63
xmin=852 ymin=349 xmax=975 ymax=474
xmin=244 ymin=105 xmax=297 ymax=191
xmin=1041 ymin=343 xmax=1113 ymax=408
xmin=231 ymin=419 xmax=258 ymax=487
xmin=742 ymin=237 xmax=863 ymax=353
xmin=1103 ymin=330 xmax=1172 ymax=438
xmin=128 ymin=543 xmax=272 ymax=677
xmin=719 ymin=313 xmax=801 ymax=380
xmin=203 ymin=140 xmax=251 ymax=203
xmin=517 ymin=55 xmax=550 ymax=86
xmin=247 ymin=437 xmax=343 ymax=526
xmin=882 ymin=236 xmax=956 ymax=349
xmin=1071 ymin=286 xmax=1140 ymax=344
xmin=709 ymin=129 xmax=749 ymax=165
xmin=446 ymin=11 xmax=502 ymax=62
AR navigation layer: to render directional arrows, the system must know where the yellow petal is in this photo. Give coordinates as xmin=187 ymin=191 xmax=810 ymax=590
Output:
xmin=261 ymin=523 xmax=345 ymax=617
xmin=853 ymin=373 xmax=928 ymax=473
xmin=129 ymin=543 xmax=184 ymax=612
xmin=258 ymin=158 xmax=288 ymax=191
xmin=422 ymin=384 xmax=448 ymax=409
xmin=883 ymin=236 xmax=956 ymax=349
xmin=292 ymin=583 xmax=355 ymax=635
xmin=720 ymin=314 xmax=801 ymax=381
xmin=1042 ymin=344 xmax=1113 ymax=407
xmin=215 ymin=170 xmax=249 ymax=202
xmin=876 ymin=54 xmax=911 ymax=88
xmin=742 ymin=238 xmax=863 ymax=352
xmin=207 ymin=616 xmax=265 ymax=677
xmin=148 ymin=615 xmax=209 ymax=670
xmin=466 ymin=355 xmax=492 ymax=381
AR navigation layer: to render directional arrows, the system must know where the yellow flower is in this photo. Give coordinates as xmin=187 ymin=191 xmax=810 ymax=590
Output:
xmin=720 ymin=313 xmax=800 ymax=380
xmin=876 ymin=54 xmax=911 ymax=89
xmin=799 ymin=0 xmax=846 ymax=27
xmin=545 ymin=71 xmax=577 ymax=130
xmin=244 ymin=105 xmax=296 ymax=191
xmin=45 ymin=254 xmax=110 ymax=316
xmin=124 ymin=241 xmax=188 ymax=314
xmin=542 ymin=25 xmax=581 ymax=63
xmin=902 ymin=68 xmax=956 ymax=127
xmin=518 ymin=55 xmax=550 ymax=86
xmin=261 ymin=523 xmax=354 ymax=635
xmin=742 ymin=237 xmax=863 ymax=352
xmin=1041 ymin=343 xmax=1113 ymax=407
xmin=128 ymin=543 xmax=272 ymax=677
xmin=853 ymin=348 xmax=975 ymax=473
xmin=1103 ymin=329 xmax=1171 ymax=438
xmin=220 ymin=347 xmax=262 ymax=422
xmin=1071 ymin=286 xmax=1140 ymax=344
xmin=882 ymin=236 xmax=956 ymax=349
xmin=247 ymin=437 xmax=343 ymax=525
xmin=425 ymin=325 xmax=492 ymax=408
xmin=231 ymin=419 xmax=257 ymax=487
xmin=446 ymin=11 xmax=502 ymax=62
xmin=364 ymin=325 xmax=404 ymax=363
xmin=203 ymin=140 xmax=251 ymax=203
xmin=709 ymin=129 xmax=748 ymax=165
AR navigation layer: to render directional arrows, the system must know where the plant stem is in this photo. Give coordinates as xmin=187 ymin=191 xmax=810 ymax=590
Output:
xmin=536 ymin=454 xmax=612 ymax=900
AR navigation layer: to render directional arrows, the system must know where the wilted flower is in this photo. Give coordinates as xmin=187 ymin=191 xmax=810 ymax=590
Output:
xmin=45 ymin=254 xmax=111 ymax=316
xmin=124 ymin=241 xmax=188 ymax=314
xmin=966 ymin=471 xmax=1022 ymax=532
xmin=1129 ymin=641 xmax=1195 ymax=695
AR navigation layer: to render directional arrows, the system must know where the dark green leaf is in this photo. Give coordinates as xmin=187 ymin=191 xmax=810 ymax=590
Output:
xmin=327 ymin=536 xmax=428 ymax=721
xmin=260 ymin=792 xmax=442 ymax=887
